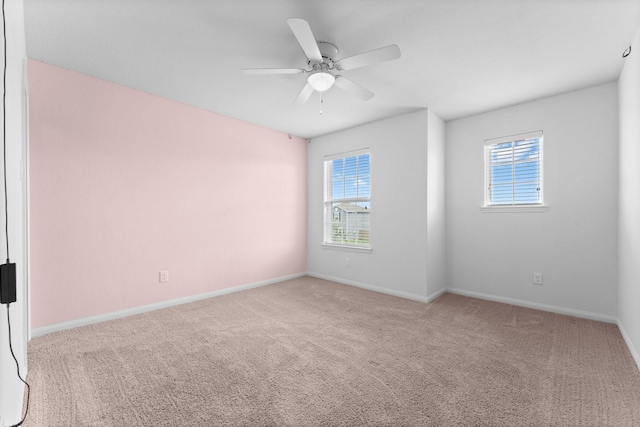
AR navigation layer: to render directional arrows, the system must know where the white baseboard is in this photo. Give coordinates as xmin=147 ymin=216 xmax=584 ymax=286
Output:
xmin=306 ymin=275 xmax=616 ymax=325
xmin=31 ymin=272 xmax=306 ymax=338
xmin=618 ymin=319 xmax=640 ymax=371
xmin=307 ymin=272 xmax=443 ymax=303
xmin=427 ymin=287 xmax=447 ymax=302
xmin=445 ymin=287 xmax=618 ymax=324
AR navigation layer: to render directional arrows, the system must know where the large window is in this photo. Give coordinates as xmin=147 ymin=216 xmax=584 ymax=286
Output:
xmin=324 ymin=149 xmax=371 ymax=248
xmin=484 ymin=131 xmax=543 ymax=206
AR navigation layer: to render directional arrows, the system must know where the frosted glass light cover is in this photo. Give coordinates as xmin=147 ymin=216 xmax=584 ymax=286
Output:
xmin=308 ymin=72 xmax=335 ymax=92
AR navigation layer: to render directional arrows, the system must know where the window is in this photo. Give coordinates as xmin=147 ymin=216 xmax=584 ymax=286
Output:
xmin=484 ymin=131 xmax=543 ymax=207
xmin=324 ymin=149 xmax=371 ymax=248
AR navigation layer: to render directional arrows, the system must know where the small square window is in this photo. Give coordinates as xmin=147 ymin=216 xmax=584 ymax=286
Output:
xmin=484 ymin=131 xmax=543 ymax=207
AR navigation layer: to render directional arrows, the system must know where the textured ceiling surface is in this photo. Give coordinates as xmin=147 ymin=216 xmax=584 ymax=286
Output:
xmin=24 ymin=0 xmax=640 ymax=138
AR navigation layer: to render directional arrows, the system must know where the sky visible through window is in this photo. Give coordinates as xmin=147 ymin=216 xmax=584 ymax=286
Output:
xmin=489 ymin=138 xmax=541 ymax=205
xmin=331 ymin=154 xmax=370 ymax=208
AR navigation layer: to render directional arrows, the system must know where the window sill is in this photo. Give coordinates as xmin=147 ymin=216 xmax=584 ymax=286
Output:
xmin=322 ymin=244 xmax=372 ymax=253
xmin=481 ymin=205 xmax=548 ymax=213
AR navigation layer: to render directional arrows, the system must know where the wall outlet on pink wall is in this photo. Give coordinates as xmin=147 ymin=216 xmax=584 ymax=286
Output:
xmin=159 ymin=271 xmax=169 ymax=283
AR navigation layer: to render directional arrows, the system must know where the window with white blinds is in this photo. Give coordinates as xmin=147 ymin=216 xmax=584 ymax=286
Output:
xmin=324 ymin=149 xmax=371 ymax=248
xmin=484 ymin=131 xmax=543 ymax=206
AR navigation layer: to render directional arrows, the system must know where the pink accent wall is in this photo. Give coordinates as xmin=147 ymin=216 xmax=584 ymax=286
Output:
xmin=28 ymin=60 xmax=307 ymax=328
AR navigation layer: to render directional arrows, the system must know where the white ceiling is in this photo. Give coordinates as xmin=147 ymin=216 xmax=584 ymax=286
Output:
xmin=24 ymin=0 xmax=640 ymax=139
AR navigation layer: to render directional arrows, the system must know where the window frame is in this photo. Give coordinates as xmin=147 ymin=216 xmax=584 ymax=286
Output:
xmin=482 ymin=131 xmax=547 ymax=213
xmin=323 ymin=148 xmax=372 ymax=251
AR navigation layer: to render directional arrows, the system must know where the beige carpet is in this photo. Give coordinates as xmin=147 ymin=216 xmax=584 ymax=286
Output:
xmin=23 ymin=276 xmax=640 ymax=426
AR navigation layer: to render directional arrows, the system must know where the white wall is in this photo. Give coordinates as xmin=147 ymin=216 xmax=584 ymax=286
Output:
xmin=308 ymin=110 xmax=433 ymax=300
xmin=426 ymin=110 xmax=446 ymax=297
xmin=618 ymin=28 xmax=640 ymax=369
xmin=446 ymin=83 xmax=619 ymax=321
xmin=0 ymin=0 xmax=29 ymax=424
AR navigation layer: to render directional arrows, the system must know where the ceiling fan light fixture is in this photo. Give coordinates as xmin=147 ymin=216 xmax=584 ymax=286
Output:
xmin=307 ymin=71 xmax=335 ymax=92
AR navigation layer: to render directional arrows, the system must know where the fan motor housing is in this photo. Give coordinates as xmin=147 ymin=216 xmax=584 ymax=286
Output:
xmin=309 ymin=41 xmax=338 ymax=69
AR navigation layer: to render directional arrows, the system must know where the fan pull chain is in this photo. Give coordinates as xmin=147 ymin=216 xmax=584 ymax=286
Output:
xmin=320 ymin=93 xmax=323 ymax=115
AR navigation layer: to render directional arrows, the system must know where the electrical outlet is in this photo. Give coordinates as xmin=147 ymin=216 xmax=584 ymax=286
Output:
xmin=533 ymin=272 xmax=543 ymax=285
xmin=345 ymin=258 xmax=350 ymax=268
xmin=159 ymin=271 xmax=169 ymax=283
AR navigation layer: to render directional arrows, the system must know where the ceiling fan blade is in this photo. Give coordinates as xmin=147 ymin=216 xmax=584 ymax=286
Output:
xmin=337 ymin=44 xmax=401 ymax=70
xmin=334 ymin=76 xmax=374 ymax=101
xmin=294 ymin=83 xmax=315 ymax=105
xmin=287 ymin=18 xmax=323 ymax=62
xmin=241 ymin=68 xmax=306 ymax=75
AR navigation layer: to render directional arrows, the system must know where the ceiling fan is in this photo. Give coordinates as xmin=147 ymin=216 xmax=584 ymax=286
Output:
xmin=242 ymin=18 xmax=401 ymax=105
